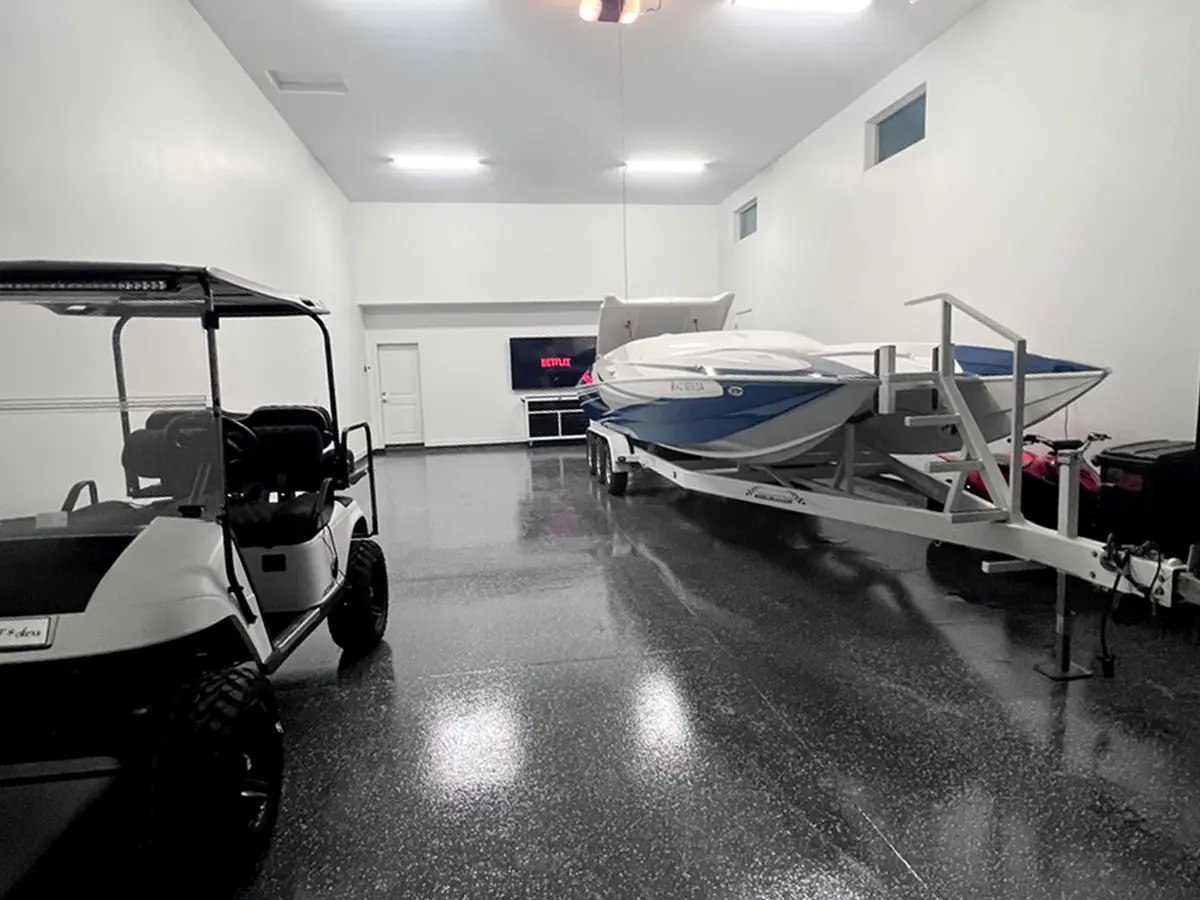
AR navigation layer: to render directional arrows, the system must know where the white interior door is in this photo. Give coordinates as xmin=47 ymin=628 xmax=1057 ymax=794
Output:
xmin=378 ymin=343 xmax=424 ymax=446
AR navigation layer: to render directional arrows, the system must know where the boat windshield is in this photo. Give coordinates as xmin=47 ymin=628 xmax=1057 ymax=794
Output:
xmin=0 ymin=302 xmax=223 ymax=542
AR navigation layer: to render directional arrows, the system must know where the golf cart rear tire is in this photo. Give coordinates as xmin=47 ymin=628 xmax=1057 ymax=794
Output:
xmin=147 ymin=663 xmax=283 ymax=887
xmin=328 ymin=538 xmax=389 ymax=656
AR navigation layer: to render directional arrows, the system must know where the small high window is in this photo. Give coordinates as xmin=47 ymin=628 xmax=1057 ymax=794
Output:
xmin=868 ymin=86 xmax=926 ymax=168
xmin=737 ymin=199 xmax=758 ymax=240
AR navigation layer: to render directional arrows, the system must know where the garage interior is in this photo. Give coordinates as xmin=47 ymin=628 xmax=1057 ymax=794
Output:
xmin=3 ymin=1 xmax=1200 ymax=898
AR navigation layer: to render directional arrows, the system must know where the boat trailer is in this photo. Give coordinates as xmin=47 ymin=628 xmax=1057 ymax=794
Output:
xmin=586 ymin=293 xmax=1200 ymax=681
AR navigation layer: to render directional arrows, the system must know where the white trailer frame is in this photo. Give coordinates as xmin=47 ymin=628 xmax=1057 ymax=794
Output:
xmin=585 ymin=293 xmax=1200 ymax=680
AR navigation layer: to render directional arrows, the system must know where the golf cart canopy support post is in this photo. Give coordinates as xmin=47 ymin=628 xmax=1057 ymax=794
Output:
xmin=198 ymin=273 xmax=255 ymax=625
xmin=111 ymin=316 xmax=135 ymax=495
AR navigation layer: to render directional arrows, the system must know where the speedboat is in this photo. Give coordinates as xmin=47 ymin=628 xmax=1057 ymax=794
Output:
xmin=579 ymin=294 xmax=1109 ymax=462
xmin=580 ymin=330 xmax=880 ymax=462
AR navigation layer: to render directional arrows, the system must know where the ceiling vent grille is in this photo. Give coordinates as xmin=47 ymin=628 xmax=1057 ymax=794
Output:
xmin=267 ymin=70 xmax=349 ymax=95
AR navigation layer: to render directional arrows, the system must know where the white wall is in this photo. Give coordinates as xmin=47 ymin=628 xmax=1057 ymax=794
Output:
xmin=353 ymin=202 xmax=719 ymax=447
xmin=352 ymin=203 xmax=720 ymax=304
xmin=0 ymin=0 xmax=364 ymax=514
xmin=719 ymin=0 xmax=1200 ymax=442
xmin=362 ymin=305 xmax=599 ymax=448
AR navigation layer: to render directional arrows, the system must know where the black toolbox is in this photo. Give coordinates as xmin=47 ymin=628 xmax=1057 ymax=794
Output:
xmin=1094 ymin=440 xmax=1198 ymax=557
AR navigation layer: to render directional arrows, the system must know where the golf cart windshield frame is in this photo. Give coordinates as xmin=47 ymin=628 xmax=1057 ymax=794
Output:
xmin=0 ymin=261 xmax=374 ymax=622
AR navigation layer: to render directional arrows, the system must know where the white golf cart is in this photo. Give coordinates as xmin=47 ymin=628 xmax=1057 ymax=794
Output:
xmin=0 ymin=262 xmax=386 ymax=888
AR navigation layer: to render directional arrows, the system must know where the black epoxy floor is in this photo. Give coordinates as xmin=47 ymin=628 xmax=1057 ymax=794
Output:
xmin=251 ymin=447 xmax=1200 ymax=899
xmin=9 ymin=446 xmax=1200 ymax=898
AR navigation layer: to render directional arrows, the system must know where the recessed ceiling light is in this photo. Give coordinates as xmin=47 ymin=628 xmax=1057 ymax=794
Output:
xmin=623 ymin=159 xmax=707 ymax=175
xmin=731 ymin=0 xmax=873 ymax=12
xmin=390 ymin=155 xmax=484 ymax=172
xmin=267 ymin=70 xmax=349 ymax=95
xmin=580 ymin=0 xmax=643 ymax=24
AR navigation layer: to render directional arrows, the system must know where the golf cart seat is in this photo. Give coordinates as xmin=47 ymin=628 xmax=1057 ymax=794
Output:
xmin=244 ymin=405 xmax=351 ymax=488
xmin=228 ymin=423 xmax=333 ymax=548
xmin=144 ymin=408 xmax=247 ymax=431
xmin=123 ymin=428 xmax=170 ymax=489
xmin=244 ymin=405 xmax=332 ymax=440
xmin=122 ymin=427 xmax=194 ymax=498
xmin=228 ymin=492 xmax=330 ymax=548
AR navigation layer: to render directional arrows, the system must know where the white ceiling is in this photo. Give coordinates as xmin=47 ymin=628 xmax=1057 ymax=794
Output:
xmin=190 ymin=0 xmax=985 ymax=204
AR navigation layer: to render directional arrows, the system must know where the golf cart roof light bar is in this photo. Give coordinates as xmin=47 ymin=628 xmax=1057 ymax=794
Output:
xmin=0 ymin=261 xmax=328 ymax=318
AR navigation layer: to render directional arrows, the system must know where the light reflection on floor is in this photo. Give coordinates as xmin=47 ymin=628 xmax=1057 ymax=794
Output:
xmin=633 ymin=669 xmax=697 ymax=775
xmin=422 ymin=689 xmax=525 ymax=797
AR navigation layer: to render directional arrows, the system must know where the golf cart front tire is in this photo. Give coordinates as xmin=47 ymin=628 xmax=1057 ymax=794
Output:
xmin=328 ymin=538 xmax=389 ymax=656
xmin=147 ymin=663 xmax=283 ymax=885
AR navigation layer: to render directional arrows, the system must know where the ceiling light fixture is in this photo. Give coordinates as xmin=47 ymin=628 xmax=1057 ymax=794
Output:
xmin=390 ymin=155 xmax=484 ymax=172
xmin=624 ymin=159 xmax=707 ymax=175
xmin=580 ymin=0 xmax=643 ymax=25
xmin=731 ymin=0 xmax=873 ymax=12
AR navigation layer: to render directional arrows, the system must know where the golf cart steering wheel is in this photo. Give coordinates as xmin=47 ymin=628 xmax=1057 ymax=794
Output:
xmin=165 ymin=412 xmax=260 ymax=456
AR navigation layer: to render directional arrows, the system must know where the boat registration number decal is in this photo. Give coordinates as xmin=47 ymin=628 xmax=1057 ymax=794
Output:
xmin=0 ymin=617 xmax=54 ymax=651
xmin=669 ymin=380 xmax=707 ymax=394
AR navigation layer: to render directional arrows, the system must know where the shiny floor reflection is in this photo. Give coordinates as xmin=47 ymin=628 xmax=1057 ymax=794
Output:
xmin=8 ymin=445 xmax=1200 ymax=899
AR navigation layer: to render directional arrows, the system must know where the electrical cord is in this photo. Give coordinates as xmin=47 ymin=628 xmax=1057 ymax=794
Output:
xmin=617 ymin=25 xmax=629 ymax=299
xmin=317 ymin=482 xmax=340 ymax=581
xmin=321 ymin=517 xmax=340 ymax=581
xmin=1098 ymin=536 xmax=1162 ymax=678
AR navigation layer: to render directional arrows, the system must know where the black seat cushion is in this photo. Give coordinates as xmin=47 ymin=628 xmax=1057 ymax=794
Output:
xmin=245 ymin=406 xmax=332 ymax=441
xmin=228 ymin=493 xmax=331 ymax=548
xmin=145 ymin=409 xmax=199 ymax=431
xmin=123 ymin=429 xmax=169 ymax=479
xmin=242 ymin=407 xmax=348 ymax=489
xmin=123 ymin=428 xmax=198 ymax=498
xmin=144 ymin=409 xmax=247 ymax=431
xmin=236 ymin=424 xmax=328 ymax=494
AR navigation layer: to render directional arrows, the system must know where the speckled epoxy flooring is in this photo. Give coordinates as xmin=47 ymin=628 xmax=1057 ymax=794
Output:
xmin=8 ymin=446 xmax=1200 ymax=899
xmin=243 ymin=446 xmax=1200 ymax=900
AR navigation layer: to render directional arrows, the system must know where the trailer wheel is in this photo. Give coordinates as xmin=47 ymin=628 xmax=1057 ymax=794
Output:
xmin=603 ymin=443 xmax=628 ymax=496
xmin=147 ymin=664 xmax=283 ymax=886
xmin=587 ymin=433 xmax=599 ymax=478
xmin=329 ymin=539 xmax=390 ymax=657
xmin=597 ymin=441 xmax=608 ymax=486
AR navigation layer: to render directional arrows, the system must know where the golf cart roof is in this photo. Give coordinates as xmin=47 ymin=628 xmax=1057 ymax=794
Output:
xmin=0 ymin=261 xmax=328 ymax=318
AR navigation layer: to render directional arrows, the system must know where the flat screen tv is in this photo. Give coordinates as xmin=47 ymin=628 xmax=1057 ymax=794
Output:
xmin=509 ymin=336 xmax=596 ymax=390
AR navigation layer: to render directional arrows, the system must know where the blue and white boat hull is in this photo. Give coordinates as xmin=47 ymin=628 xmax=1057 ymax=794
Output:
xmin=580 ymin=327 xmax=1109 ymax=462
xmin=579 ymin=331 xmax=880 ymax=462
xmin=816 ymin=341 xmax=1110 ymax=454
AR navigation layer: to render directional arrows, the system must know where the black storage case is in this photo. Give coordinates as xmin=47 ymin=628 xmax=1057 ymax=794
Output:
xmin=1094 ymin=440 xmax=1198 ymax=557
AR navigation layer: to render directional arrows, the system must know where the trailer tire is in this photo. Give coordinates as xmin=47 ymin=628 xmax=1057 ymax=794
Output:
xmin=603 ymin=444 xmax=628 ymax=496
xmin=608 ymin=469 xmax=628 ymax=496
xmin=597 ymin=441 xmax=609 ymax=486
xmin=587 ymin=433 xmax=599 ymax=478
xmin=147 ymin=664 xmax=283 ymax=886
xmin=329 ymin=539 xmax=389 ymax=657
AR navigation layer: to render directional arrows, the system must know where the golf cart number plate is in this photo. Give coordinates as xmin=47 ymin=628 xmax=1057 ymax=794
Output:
xmin=0 ymin=617 xmax=53 ymax=651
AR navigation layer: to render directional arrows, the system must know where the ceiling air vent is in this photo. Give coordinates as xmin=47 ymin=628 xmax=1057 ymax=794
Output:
xmin=267 ymin=70 xmax=349 ymax=95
